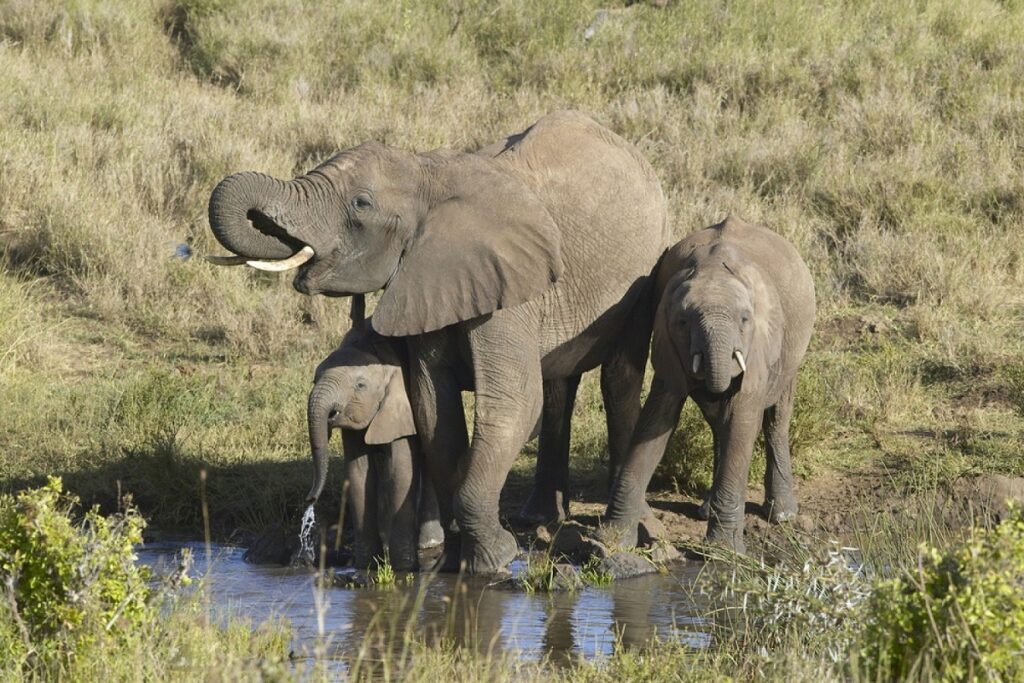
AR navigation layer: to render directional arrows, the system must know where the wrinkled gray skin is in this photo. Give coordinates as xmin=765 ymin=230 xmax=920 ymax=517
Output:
xmin=208 ymin=111 xmax=668 ymax=574
xmin=306 ymin=315 xmax=444 ymax=570
xmin=603 ymin=217 xmax=816 ymax=554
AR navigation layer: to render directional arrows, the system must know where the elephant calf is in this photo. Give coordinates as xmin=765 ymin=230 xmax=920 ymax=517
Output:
xmin=604 ymin=216 xmax=816 ymax=553
xmin=306 ymin=300 xmax=442 ymax=570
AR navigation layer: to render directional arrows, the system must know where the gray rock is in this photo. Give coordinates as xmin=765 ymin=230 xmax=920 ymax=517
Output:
xmin=598 ymin=551 xmax=658 ymax=580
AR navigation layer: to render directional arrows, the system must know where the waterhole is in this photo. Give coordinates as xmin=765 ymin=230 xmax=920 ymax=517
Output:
xmin=139 ymin=542 xmax=710 ymax=666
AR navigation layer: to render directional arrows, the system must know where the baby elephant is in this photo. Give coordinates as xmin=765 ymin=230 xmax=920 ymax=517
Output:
xmin=305 ymin=304 xmax=442 ymax=570
xmin=604 ymin=216 xmax=815 ymax=553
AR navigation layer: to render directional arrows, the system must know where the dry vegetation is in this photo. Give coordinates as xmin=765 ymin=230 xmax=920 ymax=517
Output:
xmin=2 ymin=0 xmax=1024 ymax=677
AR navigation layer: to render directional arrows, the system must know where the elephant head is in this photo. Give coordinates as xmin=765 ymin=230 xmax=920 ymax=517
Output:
xmin=206 ymin=143 xmax=563 ymax=336
xmin=652 ymin=241 xmax=782 ymax=395
xmin=305 ymin=324 xmax=415 ymax=503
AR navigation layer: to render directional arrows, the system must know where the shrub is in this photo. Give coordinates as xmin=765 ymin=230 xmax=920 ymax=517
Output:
xmin=0 ymin=477 xmax=150 ymax=667
xmin=862 ymin=509 xmax=1024 ymax=681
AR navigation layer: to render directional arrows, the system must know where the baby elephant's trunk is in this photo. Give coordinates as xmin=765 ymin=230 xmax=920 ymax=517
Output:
xmin=306 ymin=386 xmax=334 ymax=503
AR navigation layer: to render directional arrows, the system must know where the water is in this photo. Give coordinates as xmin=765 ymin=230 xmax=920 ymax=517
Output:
xmin=297 ymin=504 xmax=317 ymax=565
xmin=139 ymin=542 xmax=710 ymax=666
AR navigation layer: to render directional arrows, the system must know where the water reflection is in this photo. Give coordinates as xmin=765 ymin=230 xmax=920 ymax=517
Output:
xmin=139 ymin=543 xmax=710 ymax=665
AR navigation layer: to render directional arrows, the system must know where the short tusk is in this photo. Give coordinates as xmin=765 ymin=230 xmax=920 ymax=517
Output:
xmin=204 ymin=254 xmax=250 ymax=266
xmin=692 ymin=353 xmax=702 ymax=374
xmin=734 ymin=350 xmax=747 ymax=373
xmin=246 ymin=245 xmax=315 ymax=272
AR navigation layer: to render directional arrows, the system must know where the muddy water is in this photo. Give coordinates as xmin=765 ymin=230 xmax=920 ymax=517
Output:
xmin=139 ymin=542 xmax=710 ymax=665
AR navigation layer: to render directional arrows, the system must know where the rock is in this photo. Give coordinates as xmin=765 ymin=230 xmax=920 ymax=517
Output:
xmin=534 ymin=524 xmax=553 ymax=549
xmin=795 ymin=514 xmax=816 ymax=534
xmin=955 ymin=474 xmax=1024 ymax=521
xmin=550 ymin=563 xmax=582 ymax=591
xmin=598 ymin=551 xmax=658 ymax=580
xmin=648 ymin=542 xmax=681 ymax=563
xmin=244 ymin=524 xmax=299 ymax=566
xmin=638 ymin=513 xmax=667 ymax=545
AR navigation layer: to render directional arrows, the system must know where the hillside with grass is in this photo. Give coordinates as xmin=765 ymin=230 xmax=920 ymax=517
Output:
xmin=2 ymin=1 xmax=1024 ymax=677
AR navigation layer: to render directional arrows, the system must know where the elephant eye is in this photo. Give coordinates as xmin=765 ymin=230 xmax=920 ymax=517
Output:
xmin=351 ymin=195 xmax=373 ymax=211
xmin=355 ymin=379 xmax=368 ymax=391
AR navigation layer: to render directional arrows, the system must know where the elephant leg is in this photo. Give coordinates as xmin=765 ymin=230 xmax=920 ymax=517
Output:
xmin=456 ymin=315 xmax=544 ymax=575
xmin=520 ymin=375 xmax=580 ymax=525
xmin=342 ymin=432 xmax=381 ymax=569
xmin=407 ymin=332 xmax=470 ymax=572
xmin=695 ymin=399 xmax=723 ymax=522
xmin=705 ymin=397 xmax=762 ymax=553
xmin=601 ymin=299 xmax=652 ymax=491
xmin=376 ymin=437 xmax=419 ymax=571
xmin=602 ymin=376 xmax=685 ymax=549
xmin=416 ymin=455 xmax=445 ymax=550
xmin=762 ymin=377 xmax=799 ymax=523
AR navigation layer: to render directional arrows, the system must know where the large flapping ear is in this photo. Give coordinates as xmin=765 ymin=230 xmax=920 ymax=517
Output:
xmin=737 ymin=262 xmax=784 ymax=396
xmin=372 ymin=155 xmax=563 ymax=336
xmin=365 ymin=367 xmax=417 ymax=445
xmin=650 ymin=276 xmax=690 ymax=396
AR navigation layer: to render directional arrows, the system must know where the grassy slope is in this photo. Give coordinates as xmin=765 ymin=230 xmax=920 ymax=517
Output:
xmin=2 ymin=0 xmax=1024 ymax=537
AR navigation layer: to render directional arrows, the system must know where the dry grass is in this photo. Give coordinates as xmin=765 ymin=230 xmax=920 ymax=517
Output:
xmin=1 ymin=0 xmax=1023 ymax=537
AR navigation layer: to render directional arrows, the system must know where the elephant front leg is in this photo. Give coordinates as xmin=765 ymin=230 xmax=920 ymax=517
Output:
xmin=456 ymin=315 xmax=544 ymax=575
xmin=762 ymin=377 xmax=799 ymax=523
xmin=342 ymin=432 xmax=381 ymax=569
xmin=376 ymin=437 xmax=419 ymax=571
xmin=520 ymin=375 xmax=580 ymax=525
xmin=695 ymin=399 xmax=723 ymax=522
xmin=417 ymin=463 xmax=445 ymax=550
xmin=705 ymin=397 xmax=762 ymax=554
xmin=602 ymin=377 xmax=685 ymax=548
xmin=408 ymin=333 xmax=469 ymax=572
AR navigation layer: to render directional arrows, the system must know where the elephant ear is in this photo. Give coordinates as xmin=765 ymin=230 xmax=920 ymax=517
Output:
xmin=739 ymin=264 xmax=784 ymax=396
xmin=650 ymin=276 xmax=690 ymax=395
xmin=372 ymin=155 xmax=562 ymax=336
xmin=365 ymin=367 xmax=417 ymax=445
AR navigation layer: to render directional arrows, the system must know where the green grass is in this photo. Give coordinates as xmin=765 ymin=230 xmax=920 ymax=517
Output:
xmin=3 ymin=0 xmax=1024 ymax=678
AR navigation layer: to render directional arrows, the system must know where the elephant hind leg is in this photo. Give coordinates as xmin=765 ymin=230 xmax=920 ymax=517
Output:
xmin=520 ymin=375 xmax=580 ymax=525
xmin=762 ymin=377 xmax=799 ymax=524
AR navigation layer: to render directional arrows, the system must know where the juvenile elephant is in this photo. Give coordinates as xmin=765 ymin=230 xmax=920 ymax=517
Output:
xmin=306 ymin=297 xmax=443 ymax=570
xmin=603 ymin=217 xmax=815 ymax=553
xmin=207 ymin=110 xmax=668 ymax=574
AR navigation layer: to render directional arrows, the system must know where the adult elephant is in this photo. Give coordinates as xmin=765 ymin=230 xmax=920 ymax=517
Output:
xmin=207 ymin=111 xmax=669 ymax=574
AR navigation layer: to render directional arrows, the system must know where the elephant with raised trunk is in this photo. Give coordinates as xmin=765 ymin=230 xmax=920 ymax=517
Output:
xmin=207 ymin=110 xmax=668 ymax=574
xmin=306 ymin=296 xmax=442 ymax=570
xmin=603 ymin=217 xmax=815 ymax=554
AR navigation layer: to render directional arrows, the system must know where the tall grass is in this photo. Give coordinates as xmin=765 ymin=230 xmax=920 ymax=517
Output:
xmin=1 ymin=0 xmax=1023 ymax=578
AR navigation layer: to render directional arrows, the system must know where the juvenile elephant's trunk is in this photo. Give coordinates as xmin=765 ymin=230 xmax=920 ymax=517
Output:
xmin=701 ymin=323 xmax=736 ymax=394
xmin=306 ymin=386 xmax=335 ymax=503
xmin=208 ymin=172 xmax=312 ymax=259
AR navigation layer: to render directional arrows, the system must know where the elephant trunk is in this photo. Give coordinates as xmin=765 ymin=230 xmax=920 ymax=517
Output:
xmin=306 ymin=385 xmax=336 ymax=503
xmin=208 ymin=171 xmax=311 ymax=259
xmin=700 ymin=319 xmax=736 ymax=394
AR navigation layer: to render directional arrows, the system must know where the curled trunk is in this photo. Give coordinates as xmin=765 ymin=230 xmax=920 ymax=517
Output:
xmin=208 ymin=172 xmax=307 ymax=259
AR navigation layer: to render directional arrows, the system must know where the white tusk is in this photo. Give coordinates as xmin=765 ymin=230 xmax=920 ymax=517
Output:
xmin=246 ymin=245 xmax=315 ymax=272
xmin=204 ymin=254 xmax=249 ymax=266
xmin=734 ymin=350 xmax=747 ymax=373
xmin=692 ymin=353 xmax=702 ymax=374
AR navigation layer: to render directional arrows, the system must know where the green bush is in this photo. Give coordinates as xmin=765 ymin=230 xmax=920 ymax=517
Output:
xmin=0 ymin=477 xmax=151 ymax=666
xmin=862 ymin=509 xmax=1024 ymax=681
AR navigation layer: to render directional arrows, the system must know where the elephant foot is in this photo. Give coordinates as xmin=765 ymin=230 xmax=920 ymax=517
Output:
xmin=704 ymin=520 xmax=746 ymax=555
xmin=638 ymin=508 xmax=666 ymax=545
xmin=460 ymin=526 xmax=519 ymax=576
xmin=418 ymin=519 xmax=445 ymax=550
xmin=517 ymin=489 xmax=568 ymax=526
xmin=763 ymin=494 xmax=798 ymax=524
xmin=594 ymin=517 xmax=639 ymax=551
xmin=430 ymin=532 xmax=464 ymax=573
xmin=696 ymin=494 xmax=712 ymax=521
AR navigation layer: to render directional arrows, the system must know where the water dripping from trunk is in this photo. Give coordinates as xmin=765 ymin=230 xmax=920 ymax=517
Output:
xmin=298 ymin=504 xmax=317 ymax=564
